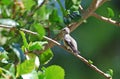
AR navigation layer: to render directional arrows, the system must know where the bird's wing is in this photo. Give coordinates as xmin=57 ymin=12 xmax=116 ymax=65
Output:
xmin=64 ymin=36 xmax=77 ymax=52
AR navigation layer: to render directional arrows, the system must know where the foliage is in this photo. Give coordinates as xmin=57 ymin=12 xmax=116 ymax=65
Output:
xmin=0 ymin=0 xmax=116 ymax=79
xmin=0 ymin=0 xmax=70 ymax=78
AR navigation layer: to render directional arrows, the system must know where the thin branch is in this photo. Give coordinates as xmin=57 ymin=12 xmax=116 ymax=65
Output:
xmin=0 ymin=24 xmax=62 ymax=51
xmin=74 ymin=54 xmax=111 ymax=79
xmin=0 ymin=24 xmax=112 ymax=79
xmin=92 ymin=13 xmax=120 ymax=26
xmin=79 ymin=4 xmax=120 ymax=26
xmin=21 ymin=28 xmax=112 ymax=79
xmin=40 ymin=0 xmax=108 ymax=55
xmin=0 ymin=25 xmax=15 ymax=29
xmin=0 ymin=0 xmax=112 ymax=79
xmin=69 ymin=0 xmax=108 ymax=31
xmin=12 ymin=0 xmax=17 ymax=18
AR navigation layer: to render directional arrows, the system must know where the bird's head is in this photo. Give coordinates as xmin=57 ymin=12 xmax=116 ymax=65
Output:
xmin=62 ymin=27 xmax=70 ymax=34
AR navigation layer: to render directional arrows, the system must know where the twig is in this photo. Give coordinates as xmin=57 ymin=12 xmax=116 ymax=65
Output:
xmin=0 ymin=24 xmax=112 ymax=79
xmin=12 ymin=0 xmax=17 ymax=18
xmin=0 ymin=0 xmax=112 ymax=79
xmin=21 ymin=28 xmax=112 ymax=79
xmin=0 ymin=24 xmax=62 ymax=49
xmin=0 ymin=24 xmax=64 ymax=54
xmin=79 ymin=4 xmax=120 ymax=26
xmin=74 ymin=54 xmax=111 ymax=79
xmin=69 ymin=0 xmax=108 ymax=31
xmin=92 ymin=13 xmax=120 ymax=26
xmin=39 ymin=0 xmax=108 ymax=55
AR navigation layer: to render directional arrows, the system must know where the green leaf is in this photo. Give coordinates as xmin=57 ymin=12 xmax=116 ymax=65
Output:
xmin=34 ymin=23 xmax=45 ymax=39
xmin=0 ymin=51 xmax=8 ymax=61
xmin=88 ymin=60 xmax=93 ymax=64
xmin=106 ymin=69 xmax=113 ymax=78
xmin=19 ymin=31 xmax=28 ymax=48
xmin=0 ymin=19 xmax=19 ymax=26
xmin=0 ymin=67 xmax=16 ymax=79
xmin=37 ymin=5 xmax=51 ymax=20
xmin=17 ymin=59 xmax=35 ymax=76
xmin=65 ymin=0 xmax=74 ymax=10
xmin=23 ymin=0 xmax=35 ymax=11
xmin=0 ymin=47 xmax=8 ymax=60
xmin=38 ymin=65 xmax=65 ymax=79
xmin=39 ymin=49 xmax=53 ymax=64
xmin=72 ymin=0 xmax=81 ymax=5
xmin=38 ymin=71 xmax=45 ymax=79
xmin=25 ymin=53 xmax=40 ymax=69
xmin=22 ymin=70 xmax=39 ymax=79
xmin=1 ymin=0 xmax=12 ymax=5
xmin=65 ymin=0 xmax=81 ymax=10
xmin=107 ymin=7 xmax=114 ymax=18
xmin=28 ymin=41 xmax=47 ymax=51
xmin=49 ymin=9 xmax=61 ymax=23
xmin=9 ymin=64 xmax=15 ymax=76
xmin=10 ymin=43 xmax=26 ymax=63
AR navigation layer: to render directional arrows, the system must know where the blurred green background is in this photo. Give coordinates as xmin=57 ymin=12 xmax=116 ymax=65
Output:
xmin=48 ymin=0 xmax=120 ymax=79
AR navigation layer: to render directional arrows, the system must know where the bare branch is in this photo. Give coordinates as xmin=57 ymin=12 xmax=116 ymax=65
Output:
xmin=0 ymin=25 xmax=15 ymax=29
xmin=0 ymin=0 xmax=112 ymax=79
xmin=41 ymin=0 xmax=108 ymax=55
xmin=74 ymin=54 xmax=111 ymax=79
xmin=79 ymin=3 xmax=120 ymax=26
xmin=0 ymin=24 xmax=62 ymax=51
xmin=0 ymin=24 xmax=112 ymax=79
xmin=69 ymin=0 xmax=108 ymax=31
xmin=92 ymin=13 xmax=120 ymax=26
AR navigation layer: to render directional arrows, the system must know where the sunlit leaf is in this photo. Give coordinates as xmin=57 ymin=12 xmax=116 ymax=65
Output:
xmin=38 ymin=65 xmax=65 ymax=79
xmin=22 ymin=71 xmax=38 ymax=79
xmin=1 ymin=0 xmax=12 ymax=5
xmin=17 ymin=59 xmax=35 ymax=76
xmin=23 ymin=0 xmax=35 ymax=10
xmin=0 ymin=67 xmax=16 ymax=79
xmin=35 ymin=56 xmax=40 ymax=68
xmin=34 ymin=23 xmax=45 ymax=39
xmin=0 ymin=52 xmax=8 ymax=61
xmin=88 ymin=60 xmax=93 ymax=64
xmin=0 ymin=19 xmax=19 ymax=26
xmin=38 ymin=71 xmax=45 ymax=79
xmin=9 ymin=64 xmax=15 ymax=76
xmin=37 ymin=0 xmax=44 ymax=6
xmin=19 ymin=31 xmax=28 ymax=48
xmin=107 ymin=7 xmax=114 ymax=18
xmin=39 ymin=49 xmax=53 ymax=64
xmin=0 ymin=47 xmax=8 ymax=60
xmin=26 ymin=53 xmax=40 ymax=68
xmin=106 ymin=69 xmax=113 ymax=78
xmin=28 ymin=41 xmax=47 ymax=51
